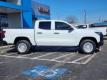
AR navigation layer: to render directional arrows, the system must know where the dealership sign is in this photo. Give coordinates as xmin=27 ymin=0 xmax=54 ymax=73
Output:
xmin=38 ymin=6 xmax=50 ymax=15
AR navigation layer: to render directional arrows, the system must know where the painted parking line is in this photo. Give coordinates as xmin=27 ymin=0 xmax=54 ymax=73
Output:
xmin=34 ymin=54 xmax=96 ymax=64
xmin=0 ymin=47 xmax=14 ymax=54
xmin=32 ymin=52 xmax=57 ymax=59
xmin=16 ymin=53 xmax=36 ymax=57
xmin=51 ymin=52 xmax=76 ymax=60
xmin=5 ymin=53 xmax=17 ymax=56
xmin=0 ymin=55 xmax=28 ymax=59
xmin=82 ymin=53 xmax=97 ymax=64
xmin=71 ymin=53 xmax=97 ymax=64
xmin=35 ymin=52 xmax=77 ymax=63
xmin=0 ymin=45 xmax=13 ymax=49
xmin=71 ymin=55 xmax=91 ymax=63
xmin=0 ymin=48 xmax=97 ymax=65
xmin=0 ymin=53 xmax=97 ymax=65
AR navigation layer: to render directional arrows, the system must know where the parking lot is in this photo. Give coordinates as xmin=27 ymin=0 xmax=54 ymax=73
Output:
xmin=0 ymin=40 xmax=107 ymax=80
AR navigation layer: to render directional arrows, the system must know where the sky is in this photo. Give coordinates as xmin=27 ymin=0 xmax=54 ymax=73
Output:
xmin=36 ymin=0 xmax=107 ymax=24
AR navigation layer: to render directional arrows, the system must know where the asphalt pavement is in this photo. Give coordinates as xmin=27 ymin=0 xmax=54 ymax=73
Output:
xmin=0 ymin=40 xmax=107 ymax=80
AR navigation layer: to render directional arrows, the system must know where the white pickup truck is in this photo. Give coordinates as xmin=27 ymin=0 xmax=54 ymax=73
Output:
xmin=3 ymin=20 xmax=104 ymax=54
xmin=76 ymin=24 xmax=107 ymax=36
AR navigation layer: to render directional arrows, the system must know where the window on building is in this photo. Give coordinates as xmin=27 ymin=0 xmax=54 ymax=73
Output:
xmin=39 ymin=22 xmax=51 ymax=30
xmin=0 ymin=0 xmax=22 ymax=5
xmin=0 ymin=0 xmax=6 ymax=2
xmin=0 ymin=13 xmax=8 ymax=29
xmin=55 ymin=22 xmax=73 ymax=30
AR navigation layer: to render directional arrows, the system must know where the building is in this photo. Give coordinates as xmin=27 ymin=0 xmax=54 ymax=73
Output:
xmin=0 ymin=0 xmax=50 ymax=29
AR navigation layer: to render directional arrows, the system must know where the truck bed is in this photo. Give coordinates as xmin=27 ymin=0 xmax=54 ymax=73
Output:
xmin=3 ymin=29 xmax=35 ymax=45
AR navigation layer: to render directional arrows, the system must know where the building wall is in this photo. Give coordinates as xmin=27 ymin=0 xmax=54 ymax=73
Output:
xmin=0 ymin=0 xmax=50 ymax=29
xmin=6 ymin=0 xmax=21 ymax=5
xmin=8 ymin=13 xmax=21 ymax=28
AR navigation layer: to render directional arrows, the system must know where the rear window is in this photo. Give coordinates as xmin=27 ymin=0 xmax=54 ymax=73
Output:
xmin=39 ymin=22 xmax=51 ymax=30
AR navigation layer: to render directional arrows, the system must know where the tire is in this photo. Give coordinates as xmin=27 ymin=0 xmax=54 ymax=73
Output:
xmin=79 ymin=39 xmax=96 ymax=54
xmin=15 ymin=40 xmax=31 ymax=54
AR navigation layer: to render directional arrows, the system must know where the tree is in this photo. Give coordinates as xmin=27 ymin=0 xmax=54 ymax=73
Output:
xmin=103 ymin=20 xmax=107 ymax=22
xmin=65 ymin=16 xmax=78 ymax=24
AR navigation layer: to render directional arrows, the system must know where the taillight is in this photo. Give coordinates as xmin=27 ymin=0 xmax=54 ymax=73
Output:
xmin=0 ymin=31 xmax=5 ymax=38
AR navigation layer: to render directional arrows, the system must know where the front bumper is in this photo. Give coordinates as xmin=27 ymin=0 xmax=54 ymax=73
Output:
xmin=98 ymin=40 xmax=104 ymax=47
xmin=98 ymin=33 xmax=104 ymax=47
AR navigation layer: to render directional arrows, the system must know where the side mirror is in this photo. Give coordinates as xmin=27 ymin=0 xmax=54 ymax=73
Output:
xmin=68 ymin=28 xmax=73 ymax=33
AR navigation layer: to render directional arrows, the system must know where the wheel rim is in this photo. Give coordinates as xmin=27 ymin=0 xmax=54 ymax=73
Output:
xmin=83 ymin=42 xmax=94 ymax=53
xmin=18 ymin=43 xmax=27 ymax=53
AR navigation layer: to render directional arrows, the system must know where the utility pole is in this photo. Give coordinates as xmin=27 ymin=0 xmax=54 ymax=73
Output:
xmin=84 ymin=9 xmax=87 ymax=24
xmin=98 ymin=16 xmax=101 ymax=22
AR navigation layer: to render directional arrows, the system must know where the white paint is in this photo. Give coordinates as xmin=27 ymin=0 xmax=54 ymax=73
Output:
xmin=71 ymin=55 xmax=91 ymax=63
xmin=0 ymin=47 xmax=14 ymax=54
xmin=51 ymin=52 xmax=76 ymax=60
xmin=0 ymin=45 xmax=13 ymax=49
xmin=32 ymin=52 xmax=56 ymax=59
xmin=0 ymin=52 xmax=97 ymax=65
xmin=5 ymin=53 xmax=17 ymax=56
xmin=82 ymin=53 xmax=97 ymax=64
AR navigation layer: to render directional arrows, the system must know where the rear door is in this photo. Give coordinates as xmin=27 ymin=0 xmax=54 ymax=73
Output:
xmin=35 ymin=21 xmax=55 ymax=46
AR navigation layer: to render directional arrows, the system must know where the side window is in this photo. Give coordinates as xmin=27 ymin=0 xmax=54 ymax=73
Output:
xmin=39 ymin=22 xmax=51 ymax=30
xmin=55 ymin=22 xmax=73 ymax=30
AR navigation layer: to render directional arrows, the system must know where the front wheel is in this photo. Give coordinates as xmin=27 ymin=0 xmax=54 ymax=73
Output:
xmin=15 ymin=40 xmax=31 ymax=54
xmin=79 ymin=39 xmax=96 ymax=54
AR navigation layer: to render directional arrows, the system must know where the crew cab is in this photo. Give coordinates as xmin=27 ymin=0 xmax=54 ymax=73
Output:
xmin=76 ymin=24 xmax=107 ymax=36
xmin=3 ymin=20 xmax=104 ymax=54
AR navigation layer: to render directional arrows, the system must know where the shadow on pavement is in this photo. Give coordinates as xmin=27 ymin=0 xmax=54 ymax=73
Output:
xmin=6 ymin=46 xmax=78 ymax=54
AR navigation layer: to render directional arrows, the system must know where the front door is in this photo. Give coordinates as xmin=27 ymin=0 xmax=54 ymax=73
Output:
xmin=53 ymin=21 xmax=76 ymax=46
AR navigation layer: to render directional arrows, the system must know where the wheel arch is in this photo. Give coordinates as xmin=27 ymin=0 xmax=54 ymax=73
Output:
xmin=79 ymin=37 xmax=98 ymax=48
xmin=14 ymin=37 xmax=32 ymax=45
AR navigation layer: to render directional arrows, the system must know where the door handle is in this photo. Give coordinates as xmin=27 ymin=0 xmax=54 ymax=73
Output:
xmin=54 ymin=32 xmax=59 ymax=34
xmin=37 ymin=32 xmax=42 ymax=34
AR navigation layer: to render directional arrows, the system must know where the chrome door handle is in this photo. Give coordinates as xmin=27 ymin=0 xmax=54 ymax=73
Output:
xmin=54 ymin=32 xmax=59 ymax=34
xmin=37 ymin=32 xmax=42 ymax=34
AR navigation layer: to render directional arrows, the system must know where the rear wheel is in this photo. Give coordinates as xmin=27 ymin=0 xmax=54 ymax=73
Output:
xmin=16 ymin=40 xmax=31 ymax=54
xmin=79 ymin=39 xmax=96 ymax=54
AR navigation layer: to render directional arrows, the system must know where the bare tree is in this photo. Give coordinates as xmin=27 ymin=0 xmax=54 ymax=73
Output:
xmin=65 ymin=16 xmax=78 ymax=24
xmin=103 ymin=20 xmax=107 ymax=22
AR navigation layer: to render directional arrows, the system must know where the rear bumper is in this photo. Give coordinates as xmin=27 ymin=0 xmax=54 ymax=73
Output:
xmin=0 ymin=40 xmax=4 ymax=46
